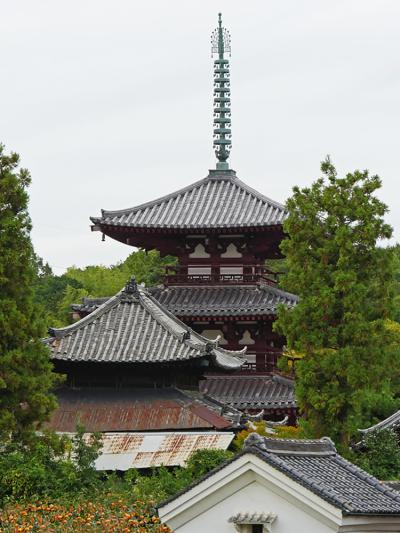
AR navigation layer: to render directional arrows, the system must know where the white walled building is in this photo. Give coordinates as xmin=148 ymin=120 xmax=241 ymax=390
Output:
xmin=158 ymin=434 xmax=400 ymax=533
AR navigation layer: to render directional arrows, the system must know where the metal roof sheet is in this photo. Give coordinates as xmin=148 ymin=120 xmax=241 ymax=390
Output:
xmin=47 ymin=279 xmax=245 ymax=370
xmin=47 ymin=388 xmax=232 ymax=432
xmin=72 ymin=431 xmax=234 ymax=470
xmin=200 ymin=374 xmax=296 ymax=410
xmin=90 ymin=171 xmax=287 ymax=230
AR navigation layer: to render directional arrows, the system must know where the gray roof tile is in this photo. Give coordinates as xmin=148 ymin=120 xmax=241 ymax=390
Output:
xmin=48 ymin=279 xmax=245 ymax=370
xmin=90 ymin=171 xmax=287 ymax=230
xmin=199 ymin=374 xmax=296 ymax=410
xmin=150 ymin=284 xmax=298 ymax=317
xmin=359 ymin=410 xmax=400 ymax=435
xmin=244 ymin=434 xmax=400 ymax=514
xmin=159 ymin=435 xmax=400 ymax=515
xmin=72 ymin=284 xmax=298 ymax=318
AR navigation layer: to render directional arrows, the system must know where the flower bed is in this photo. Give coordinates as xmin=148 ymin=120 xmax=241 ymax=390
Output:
xmin=0 ymin=497 xmax=172 ymax=532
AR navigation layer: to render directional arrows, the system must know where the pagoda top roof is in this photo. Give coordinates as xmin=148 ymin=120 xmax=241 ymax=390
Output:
xmin=90 ymin=170 xmax=287 ymax=232
xmin=47 ymin=277 xmax=245 ymax=370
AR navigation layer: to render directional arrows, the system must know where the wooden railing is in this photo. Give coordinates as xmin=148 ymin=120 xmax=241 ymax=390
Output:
xmin=164 ymin=265 xmax=279 ymax=286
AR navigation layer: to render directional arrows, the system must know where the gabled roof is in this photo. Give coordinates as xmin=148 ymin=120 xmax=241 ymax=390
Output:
xmin=359 ymin=410 xmax=400 ymax=435
xmin=47 ymin=387 xmax=233 ymax=432
xmin=199 ymin=374 xmax=296 ymax=410
xmin=159 ymin=435 xmax=400 ymax=516
xmin=90 ymin=170 xmax=287 ymax=230
xmin=244 ymin=435 xmax=400 ymax=515
xmin=47 ymin=278 xmax=245 ymax=370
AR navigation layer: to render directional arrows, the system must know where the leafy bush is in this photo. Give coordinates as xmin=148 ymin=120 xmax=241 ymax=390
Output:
xmin=0 ymin=428 xmax=102 ymax=503
xmin=232 ymin=421 xmax=303 ymax=451
xmin=185 ymin=448 xmax=233 ymax=479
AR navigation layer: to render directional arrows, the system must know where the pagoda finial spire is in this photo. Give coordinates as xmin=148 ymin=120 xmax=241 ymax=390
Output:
xmin=211 ymin=13 xmax=231 ymax=171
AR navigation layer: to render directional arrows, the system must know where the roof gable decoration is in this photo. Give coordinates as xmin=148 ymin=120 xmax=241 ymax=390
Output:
xmin=47 ymin=277 xmax=246 ymax=369
xmin=229 ymin=512 xmax=277 ymax=532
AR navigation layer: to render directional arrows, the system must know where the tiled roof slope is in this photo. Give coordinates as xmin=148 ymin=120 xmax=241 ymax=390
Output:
xmin=72 ymin=284 xmax=298 ymax=319
xmin=47 ymin=388 xmax=232 ymax=432
xmin=245 ymin=434 xmax=400 ymax=515
xmin=359 ymin=409 xmax=400 ymax=435
xmin=90 ymin=171 xmax=287 ymax=230
xmin=47 ymin=278 xmax=245 ymax=369
xmin=199 ymin=375 xmax=296 ymax=410
xmin=150 ymin=284 xmax=298 ymax=317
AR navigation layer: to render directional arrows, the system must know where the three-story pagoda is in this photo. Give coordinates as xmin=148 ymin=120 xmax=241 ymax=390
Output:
xmin=88 ymin=14 xmax=298 ymax=422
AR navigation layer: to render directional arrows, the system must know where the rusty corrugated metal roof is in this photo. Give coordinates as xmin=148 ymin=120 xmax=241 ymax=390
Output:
xmin=86 ymin=432 xmax=234 ymax=469
xmin=48 ymin=388 xmax=232 ymax=432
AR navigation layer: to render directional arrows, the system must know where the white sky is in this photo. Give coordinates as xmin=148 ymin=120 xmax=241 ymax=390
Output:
xmin=1 ymin=1 xmax=399 ymax=273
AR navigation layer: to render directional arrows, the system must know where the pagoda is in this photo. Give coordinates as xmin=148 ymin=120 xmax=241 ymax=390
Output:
xmin=90 ymin=14 xmax=297 ymax=377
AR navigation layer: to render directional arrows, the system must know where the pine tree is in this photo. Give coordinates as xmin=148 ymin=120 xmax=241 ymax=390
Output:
xmin=0 ymin=144 xmax=59 ymax=443
xmin=276 ymin=157 xmax=397 ymax=447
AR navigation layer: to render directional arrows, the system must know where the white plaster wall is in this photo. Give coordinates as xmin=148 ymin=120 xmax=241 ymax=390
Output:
xmin=171 ymin=480 xmax=337 ymax=533
xmin=189 ymin=243 xmax=210 ymax=258
xmin=200 ymin=329 xmax=228 ymax=345
xmin=221 ymin=243 xmax=243 ymax=258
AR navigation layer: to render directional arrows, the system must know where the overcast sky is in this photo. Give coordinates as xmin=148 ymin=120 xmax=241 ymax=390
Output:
xmin=1 ymin=1 xmax=399 ymax=273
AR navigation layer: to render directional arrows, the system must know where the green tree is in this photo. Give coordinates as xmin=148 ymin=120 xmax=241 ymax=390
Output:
xmin=0 ymin=144 xmax=60 ymax=443
xmin=353 ymin=429 xmax=400 ymax=480
xmin=275 ymin=157 xmax=397 ymax=447
xmin=392 ymin=245 xmax=400 ymax=323
xmin=34 ymin=249 xmax=177 ymax=327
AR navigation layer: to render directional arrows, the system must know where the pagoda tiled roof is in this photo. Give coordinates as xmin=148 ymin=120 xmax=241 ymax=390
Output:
xmin=47 ymin=278 xmax=245 ymax=369
xmin=199 ymin=374 xmax=296 ymax=410
xmin=72 ymin=284 xmax=298 ymax=319
xmin=90 ymin=170 xmax=287 ymax=231
xmin=150 ymin=284 xmax=298 ymax=317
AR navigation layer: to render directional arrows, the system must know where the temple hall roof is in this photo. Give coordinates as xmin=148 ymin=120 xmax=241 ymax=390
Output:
xmin=90 ymin=170 xmax=287 ymax=231
xmin=199 ymin=374 xmax=296 ymax=411
xmin=72 ymin=284 xmax=298 ymax=319
xmin=47 ymin=277 xmax=245 ymax=370
xmin=359 ymin=409 xmax=400 ymax=435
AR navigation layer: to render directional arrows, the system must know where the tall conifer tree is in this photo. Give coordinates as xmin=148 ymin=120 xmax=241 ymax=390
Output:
xmin=0 ymin=144 xmax=58 ymax=442
xmin=276 ymin=158 xmax=396 ymax=447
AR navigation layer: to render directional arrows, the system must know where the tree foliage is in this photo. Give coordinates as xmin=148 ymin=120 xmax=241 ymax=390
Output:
xmin=0 ymin=144 xmax=59 ymax=442
xmin=34 ymin=250 xmax=177 ymax=327
xmin=275 ymin=157 xmax=398 ymax=447
xmin=353 ymin=429 xmax=400 ymax=480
